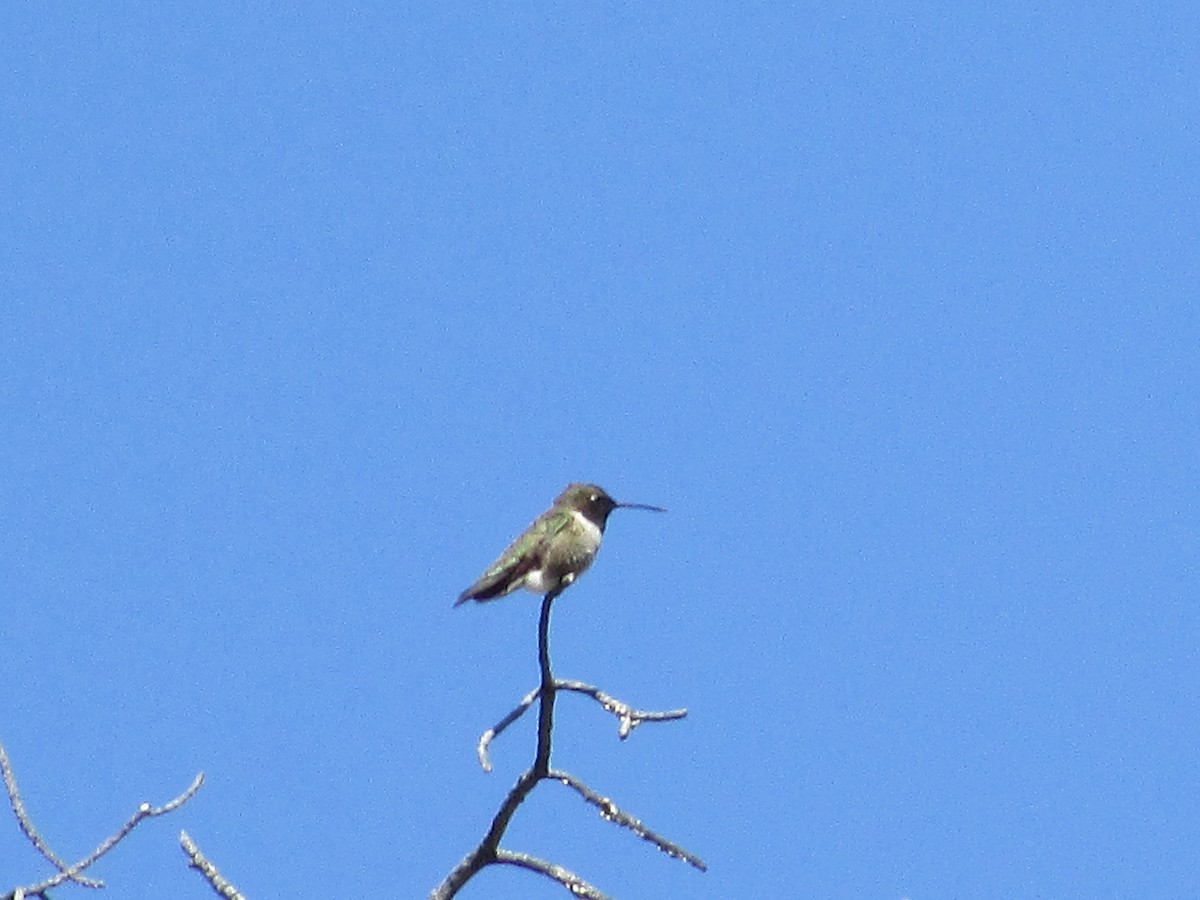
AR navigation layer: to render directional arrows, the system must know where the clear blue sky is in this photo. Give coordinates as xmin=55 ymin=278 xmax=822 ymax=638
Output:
xmin=3 ymin=4 xmax=1197 ymax=898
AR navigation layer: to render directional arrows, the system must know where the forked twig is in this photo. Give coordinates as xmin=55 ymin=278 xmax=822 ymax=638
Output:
xmin=477 ymin=681 xmax=688 ymax=771
xmin=1 ymin=740 xmax=102 ymax=889
xmin=1 ymin=738 xmax=204 ymax=900
xmin=22 ymin=772 xmax=204 ymax=897
xmin=557 ymin=679 xmax=689 ymax=739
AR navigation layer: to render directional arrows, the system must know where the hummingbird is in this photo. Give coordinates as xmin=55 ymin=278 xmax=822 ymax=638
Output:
xmin=455 ymin=483 xmax=665 ymax=606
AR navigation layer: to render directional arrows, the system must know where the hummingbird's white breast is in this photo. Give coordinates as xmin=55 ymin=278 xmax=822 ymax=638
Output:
xmin=570 ymin=509 xmax=604 ymax=548
xmin=520 ymin=509 xmax=603 ymax=595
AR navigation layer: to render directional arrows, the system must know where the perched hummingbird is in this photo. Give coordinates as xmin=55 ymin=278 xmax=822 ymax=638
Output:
xmin=455 ymin=483 xmax=665 ymax=606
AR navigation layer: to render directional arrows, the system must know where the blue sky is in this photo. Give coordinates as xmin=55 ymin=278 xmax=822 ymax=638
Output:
xmin=2 ymin=4 xmax=1198 ymax=898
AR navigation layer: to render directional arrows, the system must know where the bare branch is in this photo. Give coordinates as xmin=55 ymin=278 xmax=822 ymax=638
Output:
xmin=494 ymin=849 xmax=612 ymax=899
xmin=479 ymin=681 xmax=687 ymax=771
xmin=16 ymin=771 xmax=205 ymax=897
xmin=434 ymin=583 xmax=703 ymax=897
xmin=532 ymin=589 xmax=558 ymax=779
xmin=477 ymin=686 xmax=540 ymax=772
xmin=551 ymin=769 xmax=708 ymax=873
xmin=1 ymin=739 xmax=103 ymax=889
xmin=180 ymin=830 xmax=248 ymax=899
xmin=432 ymin=590 xmax=564 ymax=899
xmin=557 ymin=679 xmax=689 ymax=739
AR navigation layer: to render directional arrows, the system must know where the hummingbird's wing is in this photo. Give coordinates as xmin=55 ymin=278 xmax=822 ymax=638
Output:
xmin=455 ymin=544 xmax=538 ymax=604
xmin=455 ymin=513 xmax=570 ymax=605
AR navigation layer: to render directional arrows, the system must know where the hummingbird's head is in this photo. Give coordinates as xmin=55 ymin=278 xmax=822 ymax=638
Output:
xmin=557 ymin=483 xmax=666 ymax=529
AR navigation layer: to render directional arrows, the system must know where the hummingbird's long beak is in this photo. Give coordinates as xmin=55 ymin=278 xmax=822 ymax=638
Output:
xmin=616 ymin=501 xmax=667 ymax=512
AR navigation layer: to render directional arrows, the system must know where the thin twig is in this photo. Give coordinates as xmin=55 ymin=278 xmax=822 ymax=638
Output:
xmin=551 ymin=769 xmax=708 ymax=872
xmin=495 ymin=849 xmax=612 ymax=899
xmin=180 ymin=830 xmax=248 ymax=899
xmin=477 ymin=686 xmax=540 ymax=772
xmin=557 ymin=679 xmax=689 ymax=738
xmin=0 ymin=739 xmax=102 ymax=888
xmin=17 ymin=772 xmax=205 ymax=897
